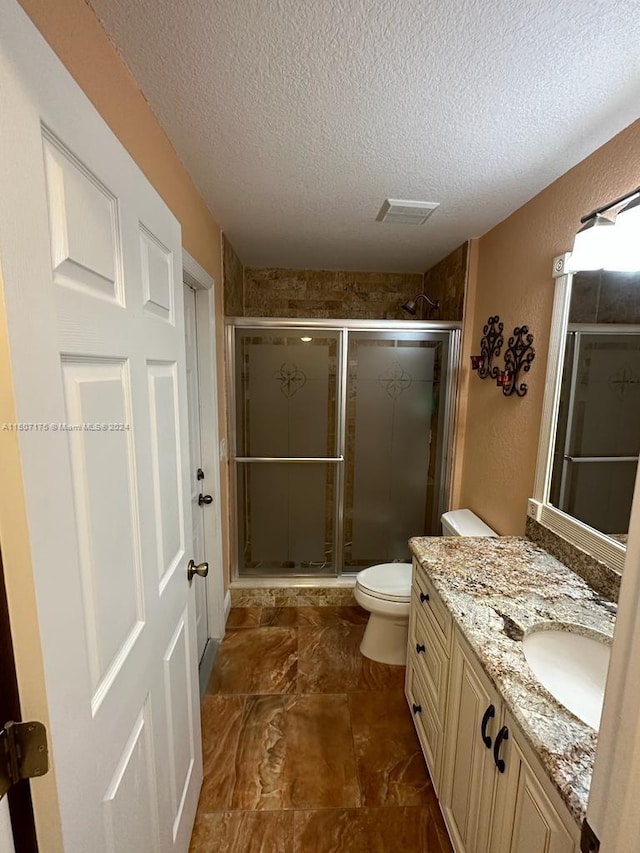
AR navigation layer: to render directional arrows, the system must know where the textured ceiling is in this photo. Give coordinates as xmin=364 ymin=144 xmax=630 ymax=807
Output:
xmin=89 ymin=0 xmax=640 ymax=272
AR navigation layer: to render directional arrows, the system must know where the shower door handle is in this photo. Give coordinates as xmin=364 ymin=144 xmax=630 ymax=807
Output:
xmin=234 ymin=456 xmax=345 ymax=463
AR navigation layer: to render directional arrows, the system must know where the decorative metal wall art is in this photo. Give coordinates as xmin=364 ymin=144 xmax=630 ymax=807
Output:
xmin=472 ymin=315 xmax=503 ymax=379
xmin=471 ymin=317 xmax=536 ymax=398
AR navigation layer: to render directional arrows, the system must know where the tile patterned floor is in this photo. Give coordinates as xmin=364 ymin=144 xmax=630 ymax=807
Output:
xmin=191 ymin=606 xmax=453 ymax=853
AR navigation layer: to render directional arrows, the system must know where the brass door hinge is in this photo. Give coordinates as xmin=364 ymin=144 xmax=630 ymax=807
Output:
xmin=0 ymin=721 xmax=49 ymax=799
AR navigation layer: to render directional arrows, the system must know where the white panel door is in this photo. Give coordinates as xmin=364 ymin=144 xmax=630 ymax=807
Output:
xmin=183 ymin=283 xmax=209 ymax=661
xmin=0 ymin=2 xmax=202 ymax=851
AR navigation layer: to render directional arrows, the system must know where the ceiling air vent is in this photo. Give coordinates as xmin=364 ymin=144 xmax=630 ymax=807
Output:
xmin=376 ymin=198 xmax=440 ymax=225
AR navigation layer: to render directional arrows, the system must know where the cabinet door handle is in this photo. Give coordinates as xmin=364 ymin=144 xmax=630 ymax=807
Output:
xmin=493 ymin=725 xmax=509 ymax=773
xmin=480 ymin=704 xmax=495 ymax=748
xmin=412 ymin=703 xmax=422 ymax=714
xmin=420 ymin=592 xmax=430 ymax=603
xmin=416 ymin=643 xmax=426 ymax=654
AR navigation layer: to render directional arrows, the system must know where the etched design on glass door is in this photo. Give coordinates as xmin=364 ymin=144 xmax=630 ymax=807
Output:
xmin=378 ymin=360 xmax=412 ymax=399
xmin=274 ymin=362 xmax=307 ymax=398
xmin=608 ymin=365 xmax=640 ymax=399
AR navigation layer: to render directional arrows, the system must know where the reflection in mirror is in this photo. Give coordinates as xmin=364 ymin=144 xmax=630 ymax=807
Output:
xmin=549 ymin=270 xmax=640 ymax=545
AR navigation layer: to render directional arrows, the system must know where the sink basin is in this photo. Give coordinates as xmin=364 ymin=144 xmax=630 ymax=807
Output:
xmin=522 ymin=628 xmax=611 ymax=731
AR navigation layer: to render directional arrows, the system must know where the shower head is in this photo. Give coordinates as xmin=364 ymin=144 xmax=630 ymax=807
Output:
xmin=401 ymin=293 xmax=440 ymax=315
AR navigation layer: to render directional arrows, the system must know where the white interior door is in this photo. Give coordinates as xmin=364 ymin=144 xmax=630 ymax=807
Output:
xmin=0 ymin=2 xmax=202 ymax=850
xmin=184 ymin=282 xmax=209 ymax=662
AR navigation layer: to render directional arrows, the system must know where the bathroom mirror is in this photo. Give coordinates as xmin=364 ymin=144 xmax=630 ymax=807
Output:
xmin=532 ymin=256 xmax=640 ymax=573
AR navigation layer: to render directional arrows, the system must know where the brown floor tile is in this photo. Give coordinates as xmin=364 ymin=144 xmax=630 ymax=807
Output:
xmin=349 ymin=691 xmax=434 ymax=807
xmin=260 ymin=606 xmax=300 ymax=627
xmin=192 ymin=604 xmax=454 ymax=853
xmin=198 ymin=695 xmax=245 ymax=811
xmin=259 ymin=605 xmax=369 ymax=628
xmin=293 ymin=807 xmax=436 ymax=853
xmin=190 ymin=811 xmax=294 ymax=852
xmin=296 ymin=605 xmax=369 ymax=627
xmin=231 ymin=694 xmax=361 ymax=811
xmin=297 ymin=624 xmax=405 ymax=693
xmin=226 ymin=607 xmax=262 ymax=629
xmin=207 ymin=627 xmax=297 ymax=694
xmin=283 ymin=693 xmax=361 ymax=809
xmin=231 ymin=695 xmax=288 ymax=810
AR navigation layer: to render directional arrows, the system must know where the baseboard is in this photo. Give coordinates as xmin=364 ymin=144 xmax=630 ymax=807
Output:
xmin=224 ymin=588 xmax=232 ymax=622
xmin=198 ymin=638 xmax=218 ymax=700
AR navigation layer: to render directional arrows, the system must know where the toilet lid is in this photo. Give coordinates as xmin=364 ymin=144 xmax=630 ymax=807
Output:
xmin=356 ymin=563 xmax=412 ymax=600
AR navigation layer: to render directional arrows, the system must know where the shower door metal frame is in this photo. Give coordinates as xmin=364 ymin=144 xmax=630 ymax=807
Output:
xmin=556 ymin=323 xmax=640 ymax=515
xmin=226 ymin=317 xmax=461 ymax=580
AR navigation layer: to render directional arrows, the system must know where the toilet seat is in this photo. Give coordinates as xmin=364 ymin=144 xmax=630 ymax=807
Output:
xmin=356 ymin=563 xmax=412 ymax=601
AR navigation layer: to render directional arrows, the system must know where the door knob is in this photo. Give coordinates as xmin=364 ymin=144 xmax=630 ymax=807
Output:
xmin=187 ymin=559 xmax=209 ymax=582
xmin=198 ymin=494 xmax=213 ymax=506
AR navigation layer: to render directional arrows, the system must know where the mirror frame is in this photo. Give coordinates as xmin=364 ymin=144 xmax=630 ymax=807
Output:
xmin=530 ymin=253 xmax=626 ymax=574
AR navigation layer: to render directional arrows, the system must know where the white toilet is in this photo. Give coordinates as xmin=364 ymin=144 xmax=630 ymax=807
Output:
xmin=355 ymin=510 xmax=497 ymax=665
xmin=354 ymin=562 xmax=413 ymax=665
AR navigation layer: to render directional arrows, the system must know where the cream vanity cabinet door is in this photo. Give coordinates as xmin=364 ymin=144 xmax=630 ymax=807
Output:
xmin=489 ymin=711 xmax=579 ymax=853
xmin=440 ymin=632 xmax=503 ymax=853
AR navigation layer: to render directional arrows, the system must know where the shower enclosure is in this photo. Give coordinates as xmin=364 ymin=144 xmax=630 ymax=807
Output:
xmin=227 ymin=319 xmax=460 ymax=578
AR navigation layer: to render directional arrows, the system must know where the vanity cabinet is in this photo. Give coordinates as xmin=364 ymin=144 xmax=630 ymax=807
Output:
xmin=407 ymin=559 xmax=581 ymax=853
xmin=489 ymin=710 xmax=578 ymax=853
xmin=405 ymin=563 xmax=452 ymax=794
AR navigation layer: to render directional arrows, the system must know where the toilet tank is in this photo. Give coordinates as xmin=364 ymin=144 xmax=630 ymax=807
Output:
xmin=441 ymin=509 xmax=497 ymax=537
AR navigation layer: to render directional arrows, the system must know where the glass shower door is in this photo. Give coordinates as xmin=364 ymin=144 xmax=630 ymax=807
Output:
xmin=551 ymin=330 xmax=640 ymax=537
xmin=342 ymin=331 xmax=449 ymax=571
xmin=234 ymin=328 xmax=341 ymax=576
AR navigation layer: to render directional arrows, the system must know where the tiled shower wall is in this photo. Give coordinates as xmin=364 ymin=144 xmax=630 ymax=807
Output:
xmin=243 ymin=268 xmax=424 ymax=320
xmin=223 ymin=234 xmax=244 ymax=316
xmin=222 ymin=236 xmax=469 ymax=321
xmin=423 ymin=242 xmax=468 ymax=321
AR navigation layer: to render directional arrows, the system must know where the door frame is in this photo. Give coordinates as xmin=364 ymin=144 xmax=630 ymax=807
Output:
xmin=182 ymin=251 xmax=225 ymax=660
xmin=0 ymin=547 xmax=38 ymax=853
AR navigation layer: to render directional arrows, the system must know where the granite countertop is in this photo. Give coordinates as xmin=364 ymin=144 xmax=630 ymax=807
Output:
xmin=408 ymin=535 xmax=617 ymax=825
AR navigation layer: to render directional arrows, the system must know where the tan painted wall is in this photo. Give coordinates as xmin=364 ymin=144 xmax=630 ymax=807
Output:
xmin=459 ymin=118 xmax=640 ymax=534
xmin=223 ymin=235 xmax=245 ymax=316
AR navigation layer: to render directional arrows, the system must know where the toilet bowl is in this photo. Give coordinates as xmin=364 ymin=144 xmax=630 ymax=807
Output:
xmin=355 ymin=563 xmax=412 ymax=665
xmin=355 ymin=512 xmax=497 ymax=666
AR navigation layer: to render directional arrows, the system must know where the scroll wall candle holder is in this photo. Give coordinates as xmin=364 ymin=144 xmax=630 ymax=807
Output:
xmin=497 ymin=325 xmax=535 ymax=397
xmin=470 ymin=317 xmax=535 ymax=398
xmin=473 ymin=315 xmax=504 ymax=379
